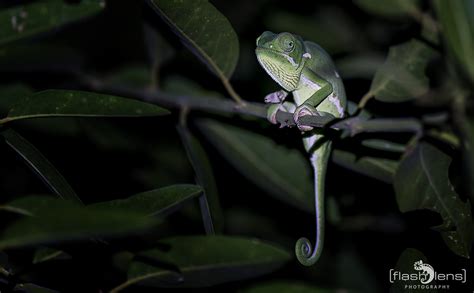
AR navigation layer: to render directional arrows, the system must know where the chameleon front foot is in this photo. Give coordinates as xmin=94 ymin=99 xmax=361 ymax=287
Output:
xmin=264 ymin=90 xmax=288 ymax=104
xmin=266 ymin=101 xmax=296 ymax=125
xmin=293 ymin=104 xmax=320 ymax=132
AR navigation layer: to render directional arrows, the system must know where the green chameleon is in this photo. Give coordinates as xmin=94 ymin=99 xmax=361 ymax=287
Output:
xmin=255 ymin=31 xmax=347 ymax=266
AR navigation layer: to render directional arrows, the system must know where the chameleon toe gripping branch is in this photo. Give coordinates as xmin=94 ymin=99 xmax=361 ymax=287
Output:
xmin=255 ymin=31 xmax=347 ymax=266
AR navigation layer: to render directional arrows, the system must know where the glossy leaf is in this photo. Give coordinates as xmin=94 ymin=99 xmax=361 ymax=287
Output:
xmin=370 ymin=39 xmax=437 ymax=103
xmin=332 ymin=149 xmax=398 ymax=184
xmin=0 ymin=196 xmax=157 ymax=249
xmin=1 ymin=89 xmax=169 ymax=124
xmin=242 ymin=281 xmax=333 ymax=293
xmin=197 ymin=119 xmax=313 ymax=212
xmin=394 ymin=142 xmax=474 ymax=258
xmin=177 ymin=126 xmax=224 ymax=234
xmin=116 ymin=236 xmax=290 ymax=289
xmin=434 ymin=0 xmax=474 ymax=83
xmin=91 ymin=184 xmax=203 ymax=217
xmin=0 ymin=0 xmax=104 ymax=46
xmin=354 ymin=0 xmax=420 ymax=19
xmin=148 ymin=0 xmax=239 ymax=79
xmin=1 ymin=129 xmax=82 ymax=203
xmin=0 ymin=85 xmax=81 ymax=135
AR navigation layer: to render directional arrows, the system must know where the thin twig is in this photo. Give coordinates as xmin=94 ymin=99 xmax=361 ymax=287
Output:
xmin=358 ymin=91 xmax=374 ymax=109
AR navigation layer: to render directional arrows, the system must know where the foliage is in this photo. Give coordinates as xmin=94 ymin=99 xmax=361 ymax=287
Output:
xmin=0 ymin=0 xmax=472 ymax=292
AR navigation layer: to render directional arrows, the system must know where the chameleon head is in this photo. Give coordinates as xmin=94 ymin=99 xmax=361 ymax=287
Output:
xmin=255 ymin=31 xmax=308 ymax=91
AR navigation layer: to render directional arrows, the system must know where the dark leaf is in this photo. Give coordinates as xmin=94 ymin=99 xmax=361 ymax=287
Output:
xmin=354 ymin=0 xmax=420 ymax=19
xmin=1 ymin=129 xmax=81 ymax=203
xmin=394 ymin=142 xmax=474 ymax=258
xmin=14 ymin=283 xmax=59 ymax=293
xmin=91 ymin=184 xmax=203 ymax=217
xmin=332 ymin=149 xmax=398 ymax=184
xmin=177 ymin=126 xmax=224 ymax=234
xmin=147 ymin=0 xmax=239 ymax=79
xmin=1 ymin=89 xmax=169 ymax=124
xmin=0 ymin=0 xmax=104 ymax=46
xmin=197 ymin=119 xmax=313 ymax=212
xmin=32 ymin=247 xmax=70 ymax=264
xmin=0 ymin=84 xmax=32 ymax=117
xmin=434 ymin=0 xmax=474 ymax=83
xmin=0 ymin=196 xmax=157 ymax=249
xmin=117 ymin=236 xmax=290 ymax=289
xmin=370 ymin=39 xmax=437 ymax=103
xmin=242 ymin=281 xmax=333 ymax=293
xmin=361 ymin=139 xmax=406 ymax=153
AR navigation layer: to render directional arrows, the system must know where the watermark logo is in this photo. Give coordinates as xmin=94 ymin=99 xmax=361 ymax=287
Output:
xmin=389 ymin=260 xmax=467 ymax=290
xmin=413 ymin=260 xmax=435 ymax=284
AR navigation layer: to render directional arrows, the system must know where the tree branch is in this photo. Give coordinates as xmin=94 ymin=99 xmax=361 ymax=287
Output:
xmin=83 ymin=78 xmax=423 ymax=137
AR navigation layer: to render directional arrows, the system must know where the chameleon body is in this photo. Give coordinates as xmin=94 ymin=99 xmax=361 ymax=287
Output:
xmin=255 ymin=31 xmax=346 ymax=266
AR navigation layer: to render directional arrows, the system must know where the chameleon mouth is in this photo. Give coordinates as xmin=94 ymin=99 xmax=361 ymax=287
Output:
xmin=256 ymin=48 xmax=300 ymax=91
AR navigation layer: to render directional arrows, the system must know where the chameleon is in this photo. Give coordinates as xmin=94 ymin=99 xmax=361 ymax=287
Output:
xmin=255 ymin=31 xmax=347 ymax=266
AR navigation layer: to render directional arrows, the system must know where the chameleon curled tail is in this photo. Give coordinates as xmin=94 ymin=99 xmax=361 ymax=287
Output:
xmin=295 ymin=139 xmax=331 ymax=266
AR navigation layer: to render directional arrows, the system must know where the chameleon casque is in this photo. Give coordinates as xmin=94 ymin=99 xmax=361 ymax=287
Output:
xmin=255 ymin=31 xmax=347 ymax=266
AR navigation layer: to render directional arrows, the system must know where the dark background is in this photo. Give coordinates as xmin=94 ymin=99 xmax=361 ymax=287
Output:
xmin=0 ymin=0 xmax=472 ymax=292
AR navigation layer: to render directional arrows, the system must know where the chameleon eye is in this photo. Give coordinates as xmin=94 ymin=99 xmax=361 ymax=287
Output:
xmin=282 ymin=38 xmax=295 ymax=52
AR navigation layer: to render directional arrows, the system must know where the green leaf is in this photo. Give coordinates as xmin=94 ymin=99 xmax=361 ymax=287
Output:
xmin=464 ymin=118 xmax=474 ymax=203
xmin=177 ymin=126 xmax=224 ymax=234
xmin=394 ymin=142 xmax=474 ymax=258
xmin=91 ymin=184 xmax=203 ymax=217
xmin=33 ymin=247 xmax=70 ymax=264
xmin=226 ymin=208 xmax=292 ymax=245
xmin=0 ymin=89 xmax=169 ymax=124
xmin=0 ymin=196 xmax=157 ymax=249
xmin=1 ymin=129 xmax=82 ymax=204
xmin=361 ymin=139 xmax=406 ymax=153
xmin=370 ymin=39 xmax=437 ymax=103
xmin=106 ymin=65 xmax=152 ymax=88
xmin=0 ymin=0 xmax=104 ymax=46
xmin=354 ymin=0 xmax=420 ymax=19
xmin=116 ymin=236 xmax=290 ymax=290
xmin=332 ymin=149 xmax=398 ymax=184
xmin=14 ymin=283 xmax=59 ymax=293
xmin=0 ymin=85 xmax=82 ymax=136
xmin=147 ymin=0 xmax=239 ymax=79
xmin=389 ymin=248 xmax=436 ymax=293
xmin=242 ymin=281 xmax=333 ymax=293
xmin=163 ymin=75 xmax=224 ymax=99
xmin=197 ymin=119 xmax=313 ymax=212
xmin=0 ymin=83 xmax=32 ymax=116
xmin=336 ymin=53 xmax=385 ymax=79
xmin=434 ymin=0 xmax=474 ymax=83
